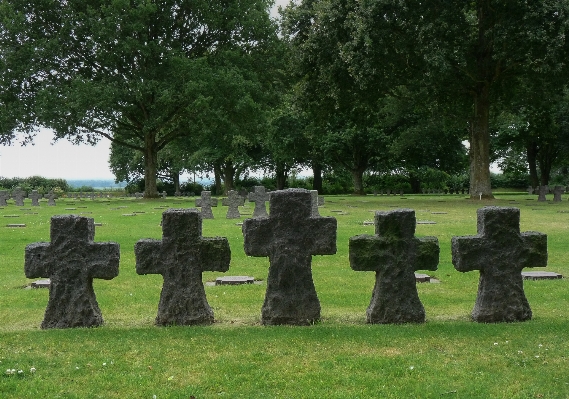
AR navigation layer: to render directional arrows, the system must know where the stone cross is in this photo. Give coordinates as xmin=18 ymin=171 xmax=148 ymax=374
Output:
xmin=0 ymin=190 xmax=9 ymax=206
xmin=161 ymin=191 xmax=167 ymax=199
xmin=248 ymin=186 xmax=270 ymax=218
xmin=537 ymin=185 xmax=547 ymax=201
xmin=349 ymin=209 xmax=439 ymax=324
xmin=242 ymin=188 xmax=337 ymax=325
xmin=29 ymin=190 xmax=41 ymax=206
xmin=135 ymin=209 xmax=230 ymax=326
xmin=451 ymin=207 xmax=547 ymax=322
xmin=553 ymin=186 xmax=564 ymax=202
xmin=195 ymin=191 xmax=218 ymax=219
xmin=12 ymin=187 xmax=26 ymax=206
xmin=24 ymin=215 xmax=120 ymax=329
xmin=527 ymin=186 xmax=534 ymax=195
xmin=45 ymin=190 xmax=57 ymax=206
xmin=221 ymin=190 xmax=245 ymax=219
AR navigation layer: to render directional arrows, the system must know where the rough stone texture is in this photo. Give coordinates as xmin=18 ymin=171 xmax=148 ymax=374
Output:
xmin=349 ymin=209 xmax=439 ymax=324
xmin=195 ymin=191 xmax=218 ymax=219
xmin=553 ymin=186 xmax=564 ymax=202
xmin=537 ymin=186 xmax=548 ymax=202
xmin=451 ymin=207 xmax=548 ymax=323
xmin=0 ymin=190 xmax=9 ymax=206
xmin=135 ymin=209 xmax=230 ymax=326
xmin=310 ymin=190 xmax=320 ymax=217
xmin=24 ymin=215 xmax=120 ymax=329
xmin=29 ymin=190 xmax=41 ymax=206
xmin=242 ymin=188 xmax=337 ymax=325
xmin=12 ymin=187 xmax=25 ymax=206
xmin=248 ymin=186 xmax=269 ymax=218
xmin=222 ymin=190 xmax=245 ymax=219
xmin=46 ymin=190 xmax=57 ymax=206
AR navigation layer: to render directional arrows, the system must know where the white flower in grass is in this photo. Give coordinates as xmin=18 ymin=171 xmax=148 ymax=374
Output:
xmin=409 ymin=366 xmax=415 ymax=370
xmin=494 ymin=342 xmax=498 ymax=346
xmin=518 ymin=350 xmax=523 ymax=354
xmin=17 ymin=370 xmax=23 ymax=375
xmin=102 ymin=363 xmax=107 ymax=367
xmin=30 ymin=367 xmax=36 ymax=374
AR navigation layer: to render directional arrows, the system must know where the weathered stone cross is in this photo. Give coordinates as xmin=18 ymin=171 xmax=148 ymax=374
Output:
xmin=451 ymin=206 xmax=547 ymax=322
xmin=12 ymin=187 xmax=25 ymax=206
xmin=553 ymin=185 xmax=564 ymax=202
xmin=29 ymin=190 xmax=41 ymax=206
xmin=45 ymin=190 xmax=57 ymax=206
xmin=248 ymin=186 xmax=270 ymax=218
xmin=242 ymin=188 xmax=337 ymax=325
xmin=195 ymin=191 xmax=218 ymax=219
xmin=0 ymin=190 xmax=9 ymax=206
xmin=222 ymin=190 xmax=245 ymax=219
xmin=135 ymin=209 xmax=230 ymax=326
xmin=24 ymin=215 xmax=120 ymax=329
xmin=349 ymin=209 xmax=439 ymax=324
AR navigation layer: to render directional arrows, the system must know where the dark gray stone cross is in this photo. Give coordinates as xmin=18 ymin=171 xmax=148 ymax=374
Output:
xmin=553 ymin=186 xmax=564 ymax=202
xmin=135 ymin=209 xmax=231 ymax=326
xmin=46 ymin=190 xmax=57 ymax=206
xmin=29 ymin=190 xmax=41 ymax=206
xmin=242 ymin=188 xmax=337 ymax=325
xmin=451 ymin=206 xmax=548 ymax=322
xmin=537 ymin=186 xmax=548 ymax=202
xmin=248 ymin=186 xmax=270 ymax=218
xmin=12 ymin=187 xmax=25 ymax=206
xmin=195 ymin=191 xmax=218 ymax=219
xmin=24 ymin=215 xmax=120 ymax=329
xmin=222 ymin=190 xmax=245 ymax=219
xmin=0 ymin=190 xmax=9 ymax=206
xmin=349 ymin=209 xmax=439 ymax=324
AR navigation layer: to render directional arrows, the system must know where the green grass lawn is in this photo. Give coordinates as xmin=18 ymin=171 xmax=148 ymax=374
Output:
xmin=1 ymin=193 xmax=568 ymax=398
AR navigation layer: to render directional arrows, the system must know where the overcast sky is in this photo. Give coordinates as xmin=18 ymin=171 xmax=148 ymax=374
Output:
xmin=0 ymin=1 xmax=291 ymax=181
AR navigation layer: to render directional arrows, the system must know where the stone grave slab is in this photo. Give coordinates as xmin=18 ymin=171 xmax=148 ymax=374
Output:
xmin=350 ymin=209 xmax=439 ymax=324
xmin=25 ymin=215 xmax=120 ymax=329
xmin=417 ymin=220 xmax=437 ymax=225
xmin=415 ymin=273 xmax=431 ymax=283
xmin=215 ymin=276 xmax=254 ymax=285
xmin=4 ymin=215 xmax=20 ymax=218
xmin=451 ymin=207 xmax=547 ymax=322
xmin=522 ymin=271 xmax=562 ymax=280
xmin=242 ymin=188 xmax=337 ymax=326
xmin=30 ymin=279 xmax=51 ymax=288
xmin=6 ymin=224 xmax=26 ymax=228
xmin=135 ymin=208 xmax=230 ymax=326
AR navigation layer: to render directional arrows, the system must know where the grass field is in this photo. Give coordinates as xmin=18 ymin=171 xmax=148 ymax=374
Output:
xmin=1 ymin=192 xmax=568 ymax=398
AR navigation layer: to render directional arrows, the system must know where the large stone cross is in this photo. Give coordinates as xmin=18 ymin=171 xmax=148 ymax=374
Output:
xmin=0 ymin=190 xmax=9 ymax=206
xmin=349 ymin=209 xmax=439 ymax=324
xmin=29 ymin=190 xmax=41 ymax=206
xmin=24 ymin=215 xmax=120 ymax=329
xmin=12 ymin=187 xmax=25 ymax=206
xmin=248 ymin=186 xmax=270 ymax=218
xmin=242 ymin=188 xmax=337 ymax=325
xmin=222 ymin=190 xmax=245 ymax=219
xmin=195 ymin=191 xmax=218 ymax=219
xmin=451 ymin=206 xmax=547 ymax=322
xmin=135 ymin=209 xmax=230 ymax=325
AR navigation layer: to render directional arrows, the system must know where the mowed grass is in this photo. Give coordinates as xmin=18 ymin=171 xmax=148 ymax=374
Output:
xmin=1 ymin=193 xmax=569 ymax=398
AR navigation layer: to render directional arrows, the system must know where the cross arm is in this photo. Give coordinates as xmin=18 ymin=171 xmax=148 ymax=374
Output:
xmin=414 ymin=236 xmax=439 ymax=272
xmin=199 ymin=237 xmax=231 ymax=272
xmin=135 ymin=239 xmax=163 ymax=275
xmin=451 ymin=235 xmax=486 ymax=272
xmin=86 ymin=242 xmax=120 ymax=280
xmin=520 ymin=232 xmax=547 ymax=269
xmin=242 ymin=218 xmax=272 ymax=257
xmin=308 ymin=218 xmax=337 ymax=255
xmin=24 ymin=242 xmax=52 ymax=279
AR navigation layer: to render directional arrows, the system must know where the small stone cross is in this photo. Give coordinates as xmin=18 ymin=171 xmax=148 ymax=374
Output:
xmin=537 ymin=186 xmax=547 ymax=201
xmin=45 ymin=190 xmax=57 ymax=206
xmin=349 ymin=209 xmax=439 ymax=324
xmin=242 ymin=188 xmax=337 ymax=325
xmin=451 ymin=207 xmax=547 ymax=322
xmin=222 ymin=190 xmax=245 ymax=219
xmin=29 ymin=190 xmax=41 ymax=206
xmin=248 ymin=186 xmax=270 ymax=218
xmin=0 ymin=190 xmax=9 ymax=206
xmin=195 ymin=191 xmax=218 ymax=219
xmin=135 ymin=209 xmax=230 ymax=325
xmin=553 ymin=186 xmax=564 ymax=202
xmin=24 ymin=215 xmax=120 ymax=329
xmin=527 ymin=186 xmax=534 ymax=195
xmin=161 ymin=191 xmax=167 ymax=199
xmin=12 ymin=187 xmax=26 ymax=206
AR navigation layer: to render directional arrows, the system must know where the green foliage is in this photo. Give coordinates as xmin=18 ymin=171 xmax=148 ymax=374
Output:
xmin=0 ymin=176 xmax=69 ymax=193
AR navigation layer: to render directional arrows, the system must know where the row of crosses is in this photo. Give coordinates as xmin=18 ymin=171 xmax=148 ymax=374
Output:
xmin=24 ymin=189 xmax=548 ymax=329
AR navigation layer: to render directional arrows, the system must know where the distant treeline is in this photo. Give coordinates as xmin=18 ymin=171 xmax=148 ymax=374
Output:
xmin=0 ymin=177 xmax=126 ymax=193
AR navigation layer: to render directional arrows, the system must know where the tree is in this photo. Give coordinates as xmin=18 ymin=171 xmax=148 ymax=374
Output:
xmin=1 ymin=0 xmax=277 ymax=197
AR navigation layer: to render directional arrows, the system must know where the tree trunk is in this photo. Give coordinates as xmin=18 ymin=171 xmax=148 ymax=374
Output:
xmin=213 ymin=162 xmax=223 ymax=195
xmin=469 ymin=83 xmax=494 ymax=199
xmin=538 ymin=145 xmax=554 ymax=186
xmin=172 ymin=171 xmax=180 ymax=195
xmin=351 ymin=168 xmax=366 ymax=195
xmin=143 ymin=132 xmax=159 ymax=198
xmin=275 ymin=162 xmax=288 ymax=190
xmin=312 ymin=162 xmax=323 ymax=194
xmin=222 ymin=161 xmax=236 ymax=194
xmin=526 ymin=142 xmax=539 ymax=188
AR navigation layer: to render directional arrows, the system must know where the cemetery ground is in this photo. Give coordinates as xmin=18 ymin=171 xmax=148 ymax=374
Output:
xmin=1 ymin=193 xmax=568 ymax=398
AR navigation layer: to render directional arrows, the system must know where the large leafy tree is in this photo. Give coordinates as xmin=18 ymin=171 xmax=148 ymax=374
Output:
xmin=1 ymin=0 xmax=276 ymax=197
